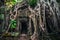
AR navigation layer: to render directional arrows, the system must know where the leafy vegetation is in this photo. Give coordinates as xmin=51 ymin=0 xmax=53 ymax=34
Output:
xmin=5 ymin=0 xmax=17 ymax=8
xmin=0 ymin=14 xmax=4 ymax=20
xmin=56 ymin=0 xmax=60 ymax=3
xmin=28 ymin=0 xmax=37 ymax=7
xmin=10 ymin=19 xmax=17 ymax=29
xmin=5 ymin=0 xmax=23 ymax=10
xmin=0 ymin=7 xmax=4 ymax=20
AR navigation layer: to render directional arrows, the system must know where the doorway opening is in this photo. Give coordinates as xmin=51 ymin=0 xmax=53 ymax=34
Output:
xmin=21 ymin=21 xmax=28 ymax=34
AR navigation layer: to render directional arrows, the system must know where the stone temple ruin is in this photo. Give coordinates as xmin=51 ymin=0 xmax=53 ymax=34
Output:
xmin=0 ymin=0 xmax=60 ymax=40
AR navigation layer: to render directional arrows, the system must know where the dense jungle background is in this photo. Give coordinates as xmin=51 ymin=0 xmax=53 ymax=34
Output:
xmin=0 ymin=0 xmax=60 ymax=40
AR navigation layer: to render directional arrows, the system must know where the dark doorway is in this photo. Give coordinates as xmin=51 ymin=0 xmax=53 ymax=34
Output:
xmin=21 ymin=21 xmax=28 ymax=34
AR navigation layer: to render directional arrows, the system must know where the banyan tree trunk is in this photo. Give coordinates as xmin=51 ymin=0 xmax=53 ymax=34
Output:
xmin=1 ymin=0 xmax=60 ymax=40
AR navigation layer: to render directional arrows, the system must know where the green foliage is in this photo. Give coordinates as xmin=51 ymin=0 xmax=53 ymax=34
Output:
xmin=0 ymin=14 xmax=4 ymax=20
xmin=56 ymin=0 xmax=60 ymax=3
xmin=28 ymin=0 xmax=37 ymax=7
xmin=15 ymin=0 xmax=23 ymax=3
xmin=10 ymin=19 xmax=17 ymax=29
xmin=5 ymin=0 xmax=16 ymax=10
xmin=0 ymin=7 xmax=5 ymax=14
xmin=5 ymin=0 xmax=23 ymax=10
xmin=6 ymin=0 xmax=16 ymax=7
